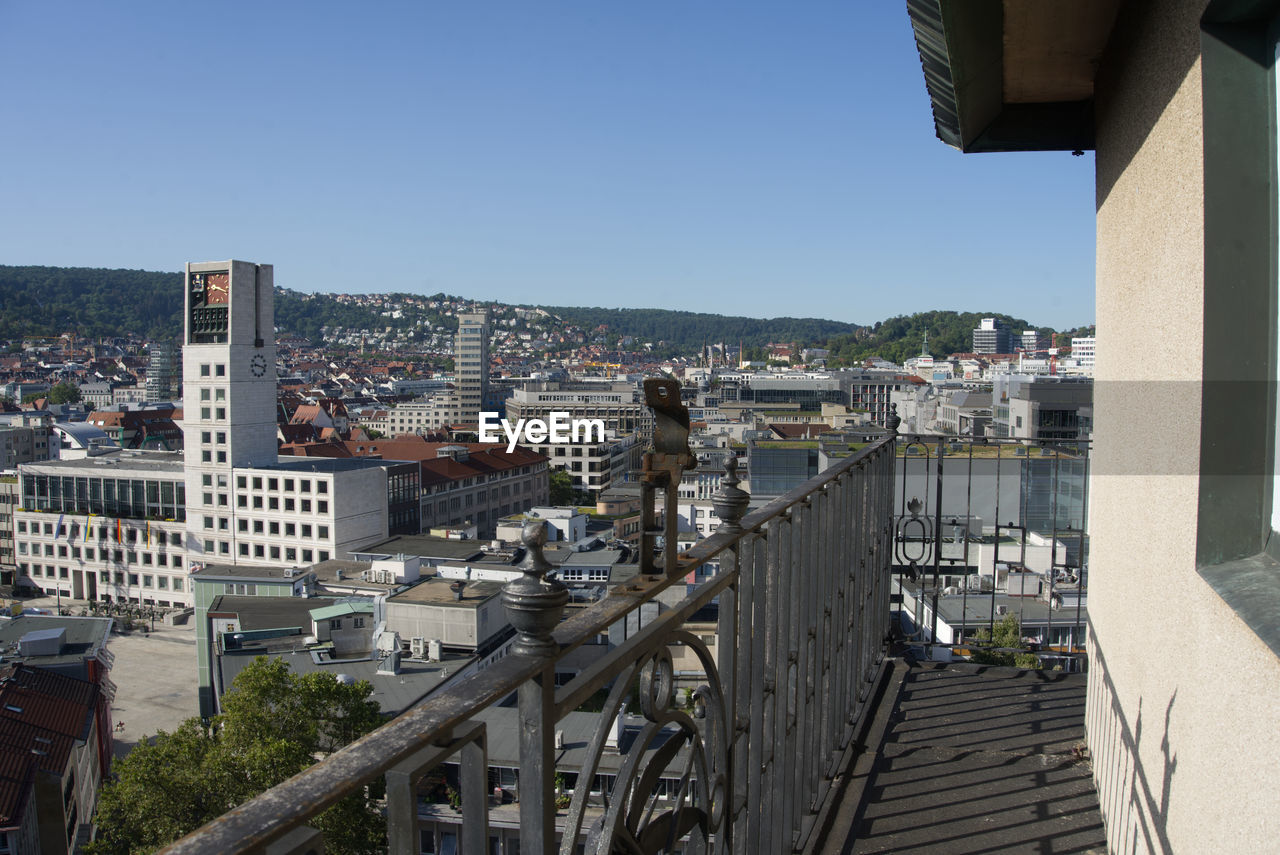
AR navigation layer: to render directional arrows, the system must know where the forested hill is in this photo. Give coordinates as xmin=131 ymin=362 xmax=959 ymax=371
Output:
xmin=536 ymin=305 xmax=858 ymax=350
xmin=0 ymin=266 xmax=184 ymax=340
xmin=824 ymin=311 xmax=1049 ymax=366
xmin=0 ymin=265 xmax=1092 ymax=360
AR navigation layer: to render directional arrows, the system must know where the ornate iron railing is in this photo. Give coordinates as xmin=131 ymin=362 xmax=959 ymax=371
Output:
xmin=163 ymin=382 xmax=896 ymax=855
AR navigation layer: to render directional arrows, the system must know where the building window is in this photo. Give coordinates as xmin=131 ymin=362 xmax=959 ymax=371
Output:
xmin=330 ymin=619 xmax=342 ymax=630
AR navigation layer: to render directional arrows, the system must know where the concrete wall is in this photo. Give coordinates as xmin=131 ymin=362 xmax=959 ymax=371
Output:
xmin=1088 ymin=1 xmax=1280 ymax=851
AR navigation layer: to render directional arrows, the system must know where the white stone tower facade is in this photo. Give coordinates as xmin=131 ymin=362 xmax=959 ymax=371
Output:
xmin=182 ymin=260 xmax=277 ymax=562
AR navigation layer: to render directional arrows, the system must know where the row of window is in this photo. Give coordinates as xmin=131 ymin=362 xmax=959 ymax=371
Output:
xmin=235 ymin=494 xmax=328 ymax=513
xmin=201 ymin=516 xmax=329 ymax=540
xmin=236 ymin=475 xmax=328 ymax=493
xmin=21 ymin=563 xmax=185 ymax=590
xmin=18 ymin=543 xmax=184 ymax=567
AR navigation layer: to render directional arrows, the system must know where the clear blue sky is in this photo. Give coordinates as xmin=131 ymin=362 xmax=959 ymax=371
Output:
xmin=0 ymin=1 xmax=1095 ymax=329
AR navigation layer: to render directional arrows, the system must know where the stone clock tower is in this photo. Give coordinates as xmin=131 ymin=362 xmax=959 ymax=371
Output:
xmin=183 ymin=260 xmax=277 ymax=563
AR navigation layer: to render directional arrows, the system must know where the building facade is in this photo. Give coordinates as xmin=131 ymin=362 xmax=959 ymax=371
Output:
xmin=454 ymin=310 xmax=490 ymax=422
xmin=972 ymin=318 xmax=1012 ymax=354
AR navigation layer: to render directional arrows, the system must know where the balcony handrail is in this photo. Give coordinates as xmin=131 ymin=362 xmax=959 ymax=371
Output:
xmin=163 ymin=430 xmax=898 ymax=855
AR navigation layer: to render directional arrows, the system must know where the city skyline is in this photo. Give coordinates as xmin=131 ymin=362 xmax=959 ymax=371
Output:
xmin=0 ymin=2 xmax=1096 ymax=328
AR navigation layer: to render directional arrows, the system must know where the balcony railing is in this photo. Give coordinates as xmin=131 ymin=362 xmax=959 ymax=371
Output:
xmin=163 ymin=380 xmax=897 ymax=855
xmin=891 ymin=432 xmax=1090 ymax=667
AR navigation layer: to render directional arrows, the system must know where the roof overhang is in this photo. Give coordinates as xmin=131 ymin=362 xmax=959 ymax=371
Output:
xmin=906 ymin=0 xmax=1120 ymax=152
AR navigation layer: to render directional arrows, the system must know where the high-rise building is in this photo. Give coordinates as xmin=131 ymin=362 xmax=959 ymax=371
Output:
xmin=1019 ymin=330 xmax=1045 ymax=352
xmin=180 ymin=261 xmax=394 ymax=569
xmin=455 ymin=310 xmax=490 ymax=420
xmin=182 ymin=261 xmax=279 ymax=566
xmin=145 ymin=340 xmax=179 ymax=402
xmin=973 ymin=318 xmax=1012 ymax=354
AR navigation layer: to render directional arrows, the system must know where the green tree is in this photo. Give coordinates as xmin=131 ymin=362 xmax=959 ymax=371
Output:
xmin=970 ymin=614 xmax=1041 ymax=669
xmin=549 ymin=469 xmax=574 ymax=505
xmin=87 ymin=657 xmax=385 ymax=855
xmin=48 ymin=381 xmax=82 ymax=404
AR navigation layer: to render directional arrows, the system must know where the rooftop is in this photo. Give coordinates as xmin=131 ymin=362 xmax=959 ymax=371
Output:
xmin=192 ymin=563 xmax=309 ymax=583
xmin=0 ymin=615 xmax=112 ymax=668
xmin=218 ymin=648 xmax=472 ymax=719
xmin=19 ymin=449 xmax=183 ymax=475
xmin=352 ymin=535 xmax=486 ymax=563
xmin=386 ymin=577 xmax=504 ymax=609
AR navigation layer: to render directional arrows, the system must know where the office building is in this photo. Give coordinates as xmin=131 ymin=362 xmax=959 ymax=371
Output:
xmin=145 ymin=341 xmax=179 ymax=402
xmin=181 ymin=261 xmax=392 ymax=568
xmin=972 ymin=318 xmax=1012 ymax=354
xmin=455 ymin=310 xmax=490 ymax=420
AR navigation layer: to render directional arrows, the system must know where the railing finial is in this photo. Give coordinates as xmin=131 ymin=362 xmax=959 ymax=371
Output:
xmin=712 ymin=451 xmax=750 ymax=534
xmin=886 ymin=402 xmax=901 ymax=435
xmin=501 ymin=520 xmax=569 ymax=657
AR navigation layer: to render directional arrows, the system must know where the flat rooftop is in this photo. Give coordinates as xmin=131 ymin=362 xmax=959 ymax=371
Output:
xmin=209 ymin=595 xmax=342 ymax=632
xmin=353 ymin=535 xmax=486 ymax=563
xmin=191 ymin=563 xmax=308 ymax=583
xmin=0 ymin=615 xmax=113 ymax=667
xmin=387 ymin=577 xmax=504 ymax=609
xmin=266 ymin=456 xmax=395 ymax=474
xmin=218 ymin=646 xmax=472 ymax=718
xmin=20 ymin=450 xmax=184 ymax=475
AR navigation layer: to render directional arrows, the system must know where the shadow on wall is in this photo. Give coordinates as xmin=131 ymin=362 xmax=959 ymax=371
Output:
xmin=1086 ymin=628 xmax=1177 ymax=855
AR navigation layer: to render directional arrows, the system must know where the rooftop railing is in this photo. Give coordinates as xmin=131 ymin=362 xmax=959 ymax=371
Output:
xmin=164 ymin=380 xmax=898 ymax=855
xmin=891 ymin=431 xmax=1090 ymax=665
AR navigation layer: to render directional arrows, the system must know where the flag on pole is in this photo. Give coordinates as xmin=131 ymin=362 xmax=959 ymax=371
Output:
xmin=54 ymin=514 xmax=64 ymax=541
xmin=116 ymin=519 xmax=122 ymax=543
xmin=145 ymin=521 xmax=151 ymax=547
xmin=84 ymin=515 xmax=91 ymax=542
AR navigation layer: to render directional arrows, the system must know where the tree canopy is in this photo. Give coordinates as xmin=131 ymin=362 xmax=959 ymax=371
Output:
xmin=48 ymin=381 xmax=82 ymax=404
xmin=87 ymin=657 xmax=385 ymax=855
xmin=970 ymin=614 xmax=1041 ymax=669
xmin=549 ymin=469 xmax=575 ymax=505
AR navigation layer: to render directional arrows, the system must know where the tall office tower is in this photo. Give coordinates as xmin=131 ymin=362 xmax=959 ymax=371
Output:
xmin=144 ymin=340 xmax=178 ymax=402
xmin=973 ymin=317 xmax=1012 ymax=354
xmin=455 ymin=310 xmax=490 ymax=419
xmin=182 ymin=260 xmax=277 ymax=563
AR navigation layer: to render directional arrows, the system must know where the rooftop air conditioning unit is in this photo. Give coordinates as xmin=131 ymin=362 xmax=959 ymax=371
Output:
xmin=410 ymin=637 xmax=426 ymax=658
xmin=995 ymin=605 xmax=1009 ymax=616
xmin=283 ymin=568 xmax=295 ymax=578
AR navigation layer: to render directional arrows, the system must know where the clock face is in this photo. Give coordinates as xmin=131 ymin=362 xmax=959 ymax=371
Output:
xmin=250 ymin=353 xmax=268 ymax=378
xmin=205 ymin=273 xmax=230 ymax=305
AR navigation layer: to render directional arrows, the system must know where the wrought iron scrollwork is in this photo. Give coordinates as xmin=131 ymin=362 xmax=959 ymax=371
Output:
xmin=560 ymin=635 xmax=729 ymax=855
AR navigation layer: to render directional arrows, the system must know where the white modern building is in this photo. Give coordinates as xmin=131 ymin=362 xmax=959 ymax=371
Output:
xmin=181 ymin=261 xmax=391 ymax=569
xmin=14 ymin=451 xmax=191 ymax=606
xmin=1069 ymin=336 xmax=1096 ymax=368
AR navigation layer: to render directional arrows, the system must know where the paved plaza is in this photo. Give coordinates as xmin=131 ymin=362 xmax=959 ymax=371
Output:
xmin=19 ymin=596 xmax=200 ymax=759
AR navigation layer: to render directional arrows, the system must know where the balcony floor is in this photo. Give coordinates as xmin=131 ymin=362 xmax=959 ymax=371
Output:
xmin=821 ymin=661 xmax=1106 ymax=855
